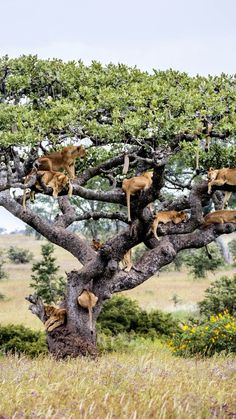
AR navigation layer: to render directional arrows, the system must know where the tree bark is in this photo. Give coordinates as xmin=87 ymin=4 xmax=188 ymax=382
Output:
xmin=2 ymin=143 xmax=236 ymax=358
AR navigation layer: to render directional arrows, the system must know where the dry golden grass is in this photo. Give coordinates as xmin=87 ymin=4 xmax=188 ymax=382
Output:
xmin=0 ymin=346 xmax=235 ymax=418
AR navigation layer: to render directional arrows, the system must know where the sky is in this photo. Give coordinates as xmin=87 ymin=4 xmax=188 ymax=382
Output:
xmin=1 ymin=0 xmax=236 ymax=231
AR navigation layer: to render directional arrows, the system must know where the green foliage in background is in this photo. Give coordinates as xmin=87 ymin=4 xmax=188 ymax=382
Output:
xmin=7 ymin=246 xmax=33 ymax=264
xmin=168 ymin=311 xmax=236 ymax=357
xmin=166 ymin=243 xmax=224 ymax=279
xmin=30 ymin=243 xmax=66 ymax=304
xmin=184 ymin=244 xmax=224 ymax=279
xmin=0 ymin=250 xmax=7 ymax=280
xmin=198 ymin=275 xmax=236 ymax=318
xmin=0 ymin=324 xmax=47 ymax=357
xmin=228 ymin=239 xmax=236 ymax=264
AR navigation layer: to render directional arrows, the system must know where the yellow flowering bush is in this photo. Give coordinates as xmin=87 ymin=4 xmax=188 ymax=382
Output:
xmin=168 ymin=311 xmax=236 ymax=357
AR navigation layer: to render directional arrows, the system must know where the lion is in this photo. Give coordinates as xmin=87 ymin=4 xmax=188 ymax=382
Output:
xmin=23 ymin=170 xmax=73 ymax=208
xmin=77 ymin=290 xmax=98 ymax=332
xmin=204 ymin=210 xmax=236 ymax=225
xmin=34 ymin=145 xmax=86 ymax=179
xmin=207 ymin=167 xmax=236 ymax=208
xmin=91 ymin=239 xmax=133 ymax=272
xmin=122 ymin=171 xmax=153 ymax=222
xmin=152 ymin=210 xmax=188 ymax=240
xmin=44 ymin=305 xmax=67 ymax=332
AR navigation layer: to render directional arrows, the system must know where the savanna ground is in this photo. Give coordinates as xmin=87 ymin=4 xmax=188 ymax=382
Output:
xmin=0 ymin=234 xmax=236 ymax=418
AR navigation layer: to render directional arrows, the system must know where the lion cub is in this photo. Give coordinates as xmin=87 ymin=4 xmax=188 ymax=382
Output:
xmin=44 ymin=305 xmax=67 ymax=332
xmin=122 ymin=171 xmax=153 ymax=222
xmin=204 ymin=210 xmax=236 ymax=225
xmin=23 ymin=170 xmax=73 ymax=208
xmin=152 ymin=210 xmax=188 ymax=240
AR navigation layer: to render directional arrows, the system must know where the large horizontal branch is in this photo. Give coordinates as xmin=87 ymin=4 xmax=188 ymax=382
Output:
xmin=0 ymin=190 xmax=95 ymax=264
xmin=55 ymin=197 xmax=127 ymax=228
xmin=72 ymin=183 xmax=125 ymax=204
xmin=74 ymin=210 xmax=127 ymax=223
xmin=109 ymin=220 xmax=236 ymax=293
xmin=77 ymin=152 xmax=137 ymax=186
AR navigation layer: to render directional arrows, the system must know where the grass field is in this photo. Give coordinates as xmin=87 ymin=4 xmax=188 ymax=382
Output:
xmin=1 ymin=233 xmax=236 ymax=329
xmin=0 ymin=345 xmax=236 ymax=418
xmin=0 ymin=234 xmax=236 ymax=418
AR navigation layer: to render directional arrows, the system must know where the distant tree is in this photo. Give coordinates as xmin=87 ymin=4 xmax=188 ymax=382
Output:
xmin=30 ymin=243 xmax=66 ymax=304
xmin=185 ymin=244 xmax=224 ymax=279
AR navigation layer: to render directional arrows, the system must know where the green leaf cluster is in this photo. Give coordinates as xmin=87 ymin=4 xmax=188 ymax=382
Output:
xmin=0 ymin=250 xmax=7 ymax=280
xmin=184 ymin=244 xmax=224 ymax=279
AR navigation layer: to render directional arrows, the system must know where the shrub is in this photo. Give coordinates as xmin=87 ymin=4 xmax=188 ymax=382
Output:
xmin=198 ymin=275 xmax=236 ymax=318
xmin=7 ymin=246 xmax=33 ymax=264
xmin=0 ymin=250 xmax=8 ymax=279
xmin=168 ymin=311 xmax=236 ymax=357
xmin=97 ymin=295 xmax=179 ymax=337
xmin=0 ymin=324 xmax=47 ymax=357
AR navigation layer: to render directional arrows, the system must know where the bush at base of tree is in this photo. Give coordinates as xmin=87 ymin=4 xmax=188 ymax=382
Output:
xmin=0 ymin=324 xmax=47 ymax=357
xmin=198 ymin=275 xmax=236 ymax=318
xmin=168 ymin=311 xmax=236 ymax=357
xmin=97 ymin=295 xmax=179 ymax=337
xmin=0 ymin=296 xmax=179 ymax=357
xmin=7 ymin=246 xmax=33 ymax=264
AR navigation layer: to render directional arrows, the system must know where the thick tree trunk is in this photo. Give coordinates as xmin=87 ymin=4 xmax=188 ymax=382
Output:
xmin=27 ymin=271 xmax=107 ymax=359
xmin=46 ymin=324 xmax=98 ymax=359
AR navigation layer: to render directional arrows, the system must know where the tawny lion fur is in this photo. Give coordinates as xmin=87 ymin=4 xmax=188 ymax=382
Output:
xmin=152 ymin=210 xmax=188 ymax=240
xmin=121 ymin=249 xmax=133 ymax=272
xmin=122 ymin=171 xmax=153 ymax=222
xmin=204 ymin=210 xmax=236 ymax=225
xmin=44 ymin=305 xmax=67 ymax=332
xmin=207 ymin=167 xmax=236 ymax=208
xmin=35 ymin=145 xmax=86 ymax=179
xmin=77 ymin=290 xmax=98 ymax=331
xmin=23 ymin=170 xmax=73 ymax=208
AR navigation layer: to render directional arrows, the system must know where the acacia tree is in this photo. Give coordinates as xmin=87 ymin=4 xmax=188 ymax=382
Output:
xmin=1 ymin=56 xmax=236 ymax=358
